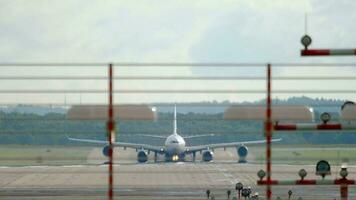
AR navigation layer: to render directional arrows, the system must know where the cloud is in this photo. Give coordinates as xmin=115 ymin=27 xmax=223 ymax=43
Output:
xmin=0 ymin=0 xmax=355 ymax=104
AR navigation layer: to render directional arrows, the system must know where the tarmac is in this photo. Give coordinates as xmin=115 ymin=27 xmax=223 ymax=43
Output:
xmin=0 ymin=148 xmax=355 ymax=200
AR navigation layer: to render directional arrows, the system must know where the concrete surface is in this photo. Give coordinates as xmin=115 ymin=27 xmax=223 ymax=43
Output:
xmin=0 ymin=148 xmax=355 ymax=200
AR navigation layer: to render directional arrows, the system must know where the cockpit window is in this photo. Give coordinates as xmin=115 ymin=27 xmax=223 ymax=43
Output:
xmin=170 ymin=140 xmax=178 ymax=144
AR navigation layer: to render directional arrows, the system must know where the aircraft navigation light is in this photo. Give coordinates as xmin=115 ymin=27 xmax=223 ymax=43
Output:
xmin=172 ymin=155 xmax=179 ymax=161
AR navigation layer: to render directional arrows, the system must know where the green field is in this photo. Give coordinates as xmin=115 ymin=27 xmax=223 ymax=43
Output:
xmin=251 ymin=144 xmax=356 ymax=165
xmin=0 ymin=145 xmax=92 ymax=166
xmin=1 ymin=144 xmax=356 ymax=166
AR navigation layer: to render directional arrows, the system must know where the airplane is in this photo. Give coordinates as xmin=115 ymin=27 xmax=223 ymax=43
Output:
xmin=67 ymin=106 xmax=282 ymax=163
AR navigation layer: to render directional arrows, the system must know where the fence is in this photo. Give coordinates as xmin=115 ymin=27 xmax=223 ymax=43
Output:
xmin=1 ymin=62 xmax=356 ymax=199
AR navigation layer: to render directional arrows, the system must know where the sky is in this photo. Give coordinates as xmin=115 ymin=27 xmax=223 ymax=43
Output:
xmin=0 ymin=0 xmax=355 ymax=104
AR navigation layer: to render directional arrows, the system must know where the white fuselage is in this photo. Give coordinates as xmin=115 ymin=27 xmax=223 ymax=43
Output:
xmin=165 ymin=134 xmax=185 ymax=156
xmin=162 ymin=105 xmax=187 ymax=161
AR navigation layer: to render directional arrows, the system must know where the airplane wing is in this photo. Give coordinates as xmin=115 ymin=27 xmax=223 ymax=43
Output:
xmin=133 ymin=134 xmax=167 ymax=139
xmin=182 ymin=134 xmax=215 ymax=139
xmin=129 ymin=134 xmax=216 ymax=140
xmin=186 ymin=138 xmax=282 ymax=152
xmin=67 ymin=136 xmax=165 ymax=152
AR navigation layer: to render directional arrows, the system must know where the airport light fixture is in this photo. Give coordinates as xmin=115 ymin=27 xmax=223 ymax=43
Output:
xmin=235 ymin=182 xmax=243 ymax=191
xmin=257 ymin=169 xmax=266 ymax=181
xmin=298 ymin=169 xmax=307 ymax=180
xmin=320 ymin=112 xmax=331 ymax=124
xmin=250 ymin=194 xmax=259 ymax=200
xmin=301 ymin=35 xmax=312 ymax=49
xmin=288 ymin=190 xmax=293 ymax=200
xmin=247 ymin=187 xmax=252 ymax=197
xmin=300 ymin=34 xmax=356 ymax=56
xmin=210 ymin=194 xmax=215 ymax=200
xmin=206 ymin=189 xmax=211 ymax=199
xmin=227 ymin=190 xmax=231 ymax=199
xmin=241 ymin=188 xmax=251 ymax=199
xmin=235 ymin=182 xmax=243 ymax=199
xmin=316 ymin=160 xmax=331 ymax=178
xmin=340 ymin=166 xmax=348 ymax=179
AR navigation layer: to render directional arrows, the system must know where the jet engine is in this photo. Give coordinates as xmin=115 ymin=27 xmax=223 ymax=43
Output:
xmin=237 ymin=145 xmax=248 ymax=163
xmin=102 ymin=145 xmax=110 ymax=157
xmin=137 ymin=150 xmax=148 ymax=163
xmin=202 ymin=150 xmax=214 ymax=162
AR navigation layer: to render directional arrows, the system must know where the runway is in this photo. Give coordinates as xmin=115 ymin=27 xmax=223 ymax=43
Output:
xmin=0 ymin=148 xmax=355 ymax=200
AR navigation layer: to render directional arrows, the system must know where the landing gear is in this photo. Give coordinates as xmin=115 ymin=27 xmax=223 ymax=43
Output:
xmin=192 ymin=152 xmax=196 ymax=162
xmin=154 ymin=152 xmax=158 ymax=163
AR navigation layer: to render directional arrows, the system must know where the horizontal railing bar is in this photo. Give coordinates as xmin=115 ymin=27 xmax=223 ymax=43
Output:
xmin=1 ymin=76 xmax=356 ymax=80
xmin=271 ymin=63 xmax=356 ymax=67
xmin=0 ymin=103 xmax=345 ymax=106
xmin=0 ymin=63 xmax=108 ymax=67
xmin=0 ymin=63 xmax=264 ymax=67
xmin=0 ymin=118 xmax=254 ymax=121
xmin=0 ymin=89 xmax=355 ymax=93
xmin=0 ymin=62 xmax=356 ymax=67
xmin=0 ymin=130 xmax=263 ymax=134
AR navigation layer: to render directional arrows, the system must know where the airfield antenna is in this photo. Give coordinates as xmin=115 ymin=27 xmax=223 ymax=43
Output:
xmin=301 ymin=12 xmax=356 ymax=56
xmin=304 ymin=13 xmax=308 ymax=35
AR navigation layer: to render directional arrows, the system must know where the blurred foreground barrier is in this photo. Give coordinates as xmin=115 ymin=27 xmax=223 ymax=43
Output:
xmin=224 ymin=106 xmax=314 ymax=122
xmin=67 ymin=105 xmax=157 ymax=120
xmin=341 ymin=103 xmax=356 ymax=121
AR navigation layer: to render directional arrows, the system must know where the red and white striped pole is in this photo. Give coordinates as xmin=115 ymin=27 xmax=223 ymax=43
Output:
xmin=302 ymin=49 xmax=356 ymax=56
xmin=300 ymin=35 xmax=356 ymax=56
xmin=274 ymin=123 xmax=356 ymax=131
xmin=108 ymin=63 xmax=115 ymax=200
xmin=265 ymin=63 xmax=273 ymax=200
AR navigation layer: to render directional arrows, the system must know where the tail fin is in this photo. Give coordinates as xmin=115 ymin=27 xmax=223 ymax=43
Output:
xmin=173 ymin=105 xmax=177 ymax=135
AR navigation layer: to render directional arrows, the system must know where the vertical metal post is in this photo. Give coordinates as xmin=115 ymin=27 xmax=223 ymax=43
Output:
xmin=340 ymin=184 xmax=348 ymax=200
xmin=108 ymin=63 xmax=114 ymax=200
xmin=266 ymin=63 xmax=272 ymax=200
